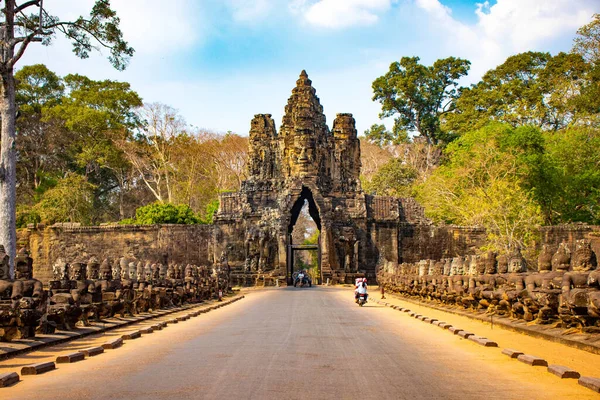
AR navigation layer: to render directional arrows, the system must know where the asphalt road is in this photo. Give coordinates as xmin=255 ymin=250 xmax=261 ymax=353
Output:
xmin=3 ymin=287 xmax=595 ymax=399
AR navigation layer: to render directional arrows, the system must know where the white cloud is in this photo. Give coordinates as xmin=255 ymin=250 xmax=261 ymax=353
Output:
xmin=297 ymin=0 xmax=393 ymax=29
xmin=413 ymin=0 xmax=598 ymax=79
xmin=227 ymin=0 xmax=273 ymax=22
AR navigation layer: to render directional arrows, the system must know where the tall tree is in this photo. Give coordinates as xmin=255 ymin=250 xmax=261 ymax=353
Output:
xmin=444 ymin=51 xmax=591 ymax=135
xmin=372 ymin=56 xmax=470 ymax=145
xmin=0 ymin=0 xmax=133 ymax=273
xmin=573 ymin=13 xmax=600 ymax=65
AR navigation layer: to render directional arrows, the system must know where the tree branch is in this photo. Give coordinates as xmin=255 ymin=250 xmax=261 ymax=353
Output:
xmin=9 ymin=31 xmax=41 ymax=67
xmin=14 ymin=0 xmax=41 ymax=14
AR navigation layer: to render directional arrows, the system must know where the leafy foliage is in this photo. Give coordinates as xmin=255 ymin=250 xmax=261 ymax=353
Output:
xmin=362 ymin=158 xmax=417 ymax=197
xmin=372 ymin=56 xmax=470 ymax=145
xmin=444 ymin=51 xmax=593 ymax=135
xmin=33 ymin=173 xmax=97 ymax=225
xmin=415 ymin=123 xmax=543 ymax=252
xmin=131 ymin=202 xmax=200 ymax=225
xmin=363 ymin=123 xmax=409 ymax=147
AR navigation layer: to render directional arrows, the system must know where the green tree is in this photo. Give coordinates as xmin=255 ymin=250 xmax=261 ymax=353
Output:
xmin=34 ymin=173 xmax=97 ymax=225
xmin=0 ymin=0 xmax=133 ymax=272
xmin=573 ymin=13 xmax=600 ymax=65
xmin=47 ymin=74 xmax=142 ymax=221
xmin=372 ymin=56 xmax=470 ymax=145
xmin=444 ymin=51 xmax=590 ymax=135
xmin=15 ymin=64 xmax=66 ymax=199
xmin=362 ymin=158 xmax=417 ymax=197
xmin=130 ymin=201 xmax=200 ymax=225
xmin=415 ymin=123 xmax=543 ymax=252
xmin=363 ymin=123 xmax=409 ymax=147
xmin=543 ymin=127 xmax=600 ymax=224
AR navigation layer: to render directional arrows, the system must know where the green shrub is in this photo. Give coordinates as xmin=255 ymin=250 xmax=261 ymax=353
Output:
xmin=133 ymin=202 xmax=200 ymax=225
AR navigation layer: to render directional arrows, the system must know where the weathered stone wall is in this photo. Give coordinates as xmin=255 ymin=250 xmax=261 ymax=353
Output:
xmin=18 ymin=224 xmax=215 ymax=284
xmin=398 ymin=223 xmax=600 ymax=265
xmin=399 ymin=225 xmax=487 ymax=263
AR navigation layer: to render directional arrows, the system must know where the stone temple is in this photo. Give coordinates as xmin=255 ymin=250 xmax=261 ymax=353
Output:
xmin=214 ymin=71 xmax=424 ymax=285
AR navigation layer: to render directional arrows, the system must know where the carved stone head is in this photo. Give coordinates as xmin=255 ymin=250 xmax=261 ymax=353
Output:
xmin=468 ymin=255 xmax=480 ymax=276
xmin=128 ymin=262 xmax=137 ymax=281
xmin=53 ymin=258 xmax=68 ymax=281
xmin=111 ymin=260 xmax=121 ymax=281
xmin=70 ymin=261 xmax=87 ymax=281
xmin=159 ymin=263 xmax=168 ymax=280
xmin=175 ymin=264 xmax=182 ymax=279
xmin=151 ymin=263 xmax=160 ymax=280
xmin=552 ymin=241 xmax=571 ymax=271
xmin=15 ymin=248 xmax=33 ymax=280
xmin=99 ymin=259 xmax=113 ymax=280
xmin=497 ymin=254 xmax=509 ymax=274
xmin=450 ymin=257 xmax=464 ymax=276
xmin=136 ymin=262 xmax=145 ymax=281
xmin=87 ymin=257 xmax=100 ymax=280
xmin=167 ymin=264 xmax=175 ymax=279
xmin=418 ymin=260 xmax=428 ymax=277
xmin=0 ymin=244 xmax=9 ymax=280
xmin=185 ymin=264 xmax=193 ymax=278
xmin=481 ymin=251 xmax=497 ymax=274
xmin=537 ymin=244 xmax=553 ymax=272
xmin=144 ymin=262 xmax=153 ymax=281
xmin=434 ymin=260 xmax=444 ymax=275
xmin=508 ymin=248 xmax=527 ymax=273
xmin=428 ymin=260 xmax=435 ymax=275
xmin=572 ymin=239 xmax=597 ymax=272
xmin=443 ymin=259 xmax=452 ymax=275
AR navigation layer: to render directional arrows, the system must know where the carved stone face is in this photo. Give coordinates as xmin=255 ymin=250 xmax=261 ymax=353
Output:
xmin=87 ymin=258 xmax=100 ymax=280
xmin=185 ymin=265 xmax=193 ymax=278
xmin=167 ymin=265 xmax=175 ymax=279
xmin=479 ymin=251 xmax=496 ymax=274
xmin=128 ymin=262 xmax=137 ymax=280
xmin=137 ymin=263 xmax=145 ymax=281
xmin=111 ymin=262 xmax=121 ymax=281
xmin=159 ymin=264 xmax=168 ymax=280
xmin=468 ymin=255 xmax=480 ymax=276
xmin=572 ymin=239 xmax=597 ymax=272
xmin=70 ymin=263 xmax=86 ymax=281
xmin=418 ymin=260 xmax=427 ymax=276
xmin=552 ymin=242 xmax=571 ymax=271
xmin=509 ymin=249 xmax=526 ymax=273
xmin=497 ymin=254 xmax=509 ymax=274
xmin=15 ymin=261 xmax=32 ymax=280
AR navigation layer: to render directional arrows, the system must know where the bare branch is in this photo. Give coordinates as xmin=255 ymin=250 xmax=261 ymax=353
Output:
xmin=14 ymin=0 xmax=40 ymax=14
xmin=9 ymin=31 xmax=40 ymax=67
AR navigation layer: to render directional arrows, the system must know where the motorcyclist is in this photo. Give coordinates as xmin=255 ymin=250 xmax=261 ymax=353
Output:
xmin=296 ymin=270 xmax=305 ymax=287
xmin=356 ymin=278 xmax=368 ymax=302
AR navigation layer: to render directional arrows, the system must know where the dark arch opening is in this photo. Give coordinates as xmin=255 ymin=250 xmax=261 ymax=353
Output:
xmin=288 ymin=186 xmax=321 ymax=233
xmin=287 ymin=186 xmax=321 ymax=285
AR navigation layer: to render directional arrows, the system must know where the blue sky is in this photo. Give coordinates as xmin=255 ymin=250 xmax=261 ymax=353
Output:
xmin=21 ymin=0 xmax=600 ymax=136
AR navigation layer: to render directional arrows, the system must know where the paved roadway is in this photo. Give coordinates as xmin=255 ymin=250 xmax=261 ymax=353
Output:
xmin=3 ymin=287 xmax=596 ymax=399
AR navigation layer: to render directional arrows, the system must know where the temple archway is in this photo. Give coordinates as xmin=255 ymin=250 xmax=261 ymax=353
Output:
xmin=286 ymin=187 xmax=321 ymax=285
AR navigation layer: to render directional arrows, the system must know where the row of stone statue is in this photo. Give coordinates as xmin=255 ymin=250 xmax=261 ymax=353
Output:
xmin=0 ymin=246 xmax=231 ymax=342
xmin=378 ymin=239 xmax=600 ymax=333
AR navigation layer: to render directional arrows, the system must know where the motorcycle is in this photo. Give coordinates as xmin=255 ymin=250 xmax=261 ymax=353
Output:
xmin=293 ymin=272 xmax=312 ymax=288
xmin=357 ymin=293 xmax=368 ymax=307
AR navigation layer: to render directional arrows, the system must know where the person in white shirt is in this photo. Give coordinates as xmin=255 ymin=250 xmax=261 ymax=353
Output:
xmin=355 ymin=278 xmax=368 ymax=302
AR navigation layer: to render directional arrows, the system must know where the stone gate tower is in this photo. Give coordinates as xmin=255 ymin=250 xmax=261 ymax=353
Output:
xmin=215 ymin=71 xmax=418 ymax=285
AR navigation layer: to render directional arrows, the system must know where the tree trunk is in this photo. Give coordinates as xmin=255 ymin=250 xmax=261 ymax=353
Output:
xmin=0 ymin=67 xmax=17 ymax=276
xmin=0 ymin=1 xmax=17 ymax=276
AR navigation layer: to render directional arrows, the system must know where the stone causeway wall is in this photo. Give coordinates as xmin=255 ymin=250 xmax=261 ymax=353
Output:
xmin=18 ymin=224 xmax=214 ymax=284
xmin=17 ymin=221 xmax=600 ymax=285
